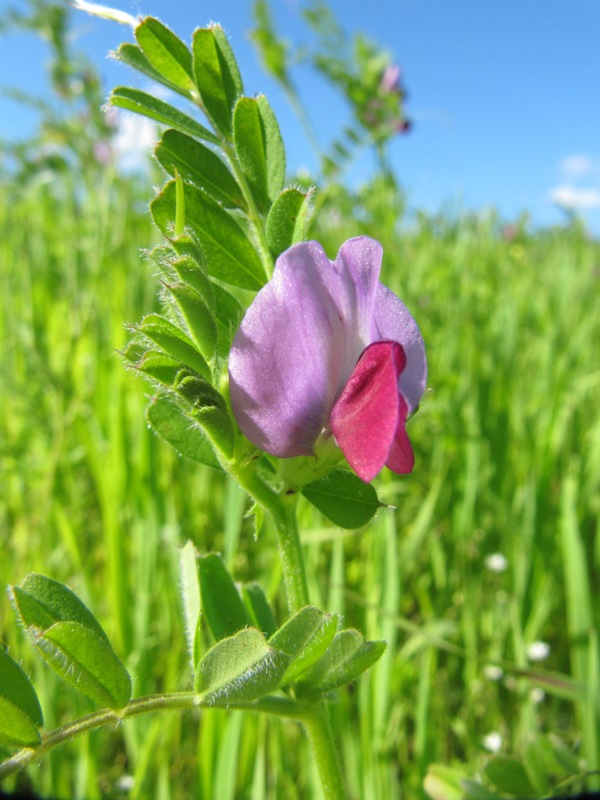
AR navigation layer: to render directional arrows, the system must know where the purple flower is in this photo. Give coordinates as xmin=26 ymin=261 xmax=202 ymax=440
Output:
xmin=228 ymin=237 xmax=426 ymax=482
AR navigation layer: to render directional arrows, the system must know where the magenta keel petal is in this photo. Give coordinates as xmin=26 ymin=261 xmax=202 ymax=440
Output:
xmin=385 ymin=393 xmax=414 ymax=474
xmin=330 ymin=341 xmax=406 ymax=483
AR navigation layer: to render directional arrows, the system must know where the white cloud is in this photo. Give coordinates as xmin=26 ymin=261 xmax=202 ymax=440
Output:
xmin=113 ymin=112 xmax=157 ymax=172
xmin=560 ymin=154 xmax=599 ymax=180
xmin=550 ymin=153 xmax=600 ymax=215
xmin=548 ymin=185 xmax=600 ymax=210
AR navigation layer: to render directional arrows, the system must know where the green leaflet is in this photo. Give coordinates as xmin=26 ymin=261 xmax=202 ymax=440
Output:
xmin=301 ymin=469 xmax=384 ymax=528
xmin=155 ymin=130 xmax=246 ymax=209
xmin=110 ymin=87 xmax=219 ymax=145
xmin=0 ymin=647 xmax=43 ymax=748
xmin=138 ymin=313 xmax=212 ymax=381
xmin=113 ymin=43 xmax=192 ymax=100
xmin=196 ymin=628 xmax=289 ymax=705
xmin=146 ymin=394 xmax=222 ymax=471
xmin=269 ymin=606 xmax=338 ymax=684
xmin=243 ymin=583 xmax=277 ymax=638
xmin=296 ymin=629 xmax=386 ymax=696
xmin=9 ymin=577 xmax=131 ymax=710
xmin=198 ymin=554 xmax=250 ymax=641
xmin=233 ymin=95 xmax=285 ymax=212
xmin=266 ymin=187 xmax=313 ymax=257
xmin=192 ymin=25 xmax=243 ymax=138
xmin=151 ymin=181 xmax=267 ymax=290
xmin=179 ymin=541 xmax=203 ymax=674
xmin=135 ymin=17 xmax=195 ymax=94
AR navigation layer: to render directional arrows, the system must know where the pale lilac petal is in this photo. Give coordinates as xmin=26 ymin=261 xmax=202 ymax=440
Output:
xmin=229 ymin=238 xmax=383 ymax=457
xmin=372 ymin=284 xmax=426 ymax=413
xmin=330 ymin=341 xmax=404 ymax=482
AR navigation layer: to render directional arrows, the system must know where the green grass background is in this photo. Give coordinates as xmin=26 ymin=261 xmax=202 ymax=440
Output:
xmin=1 ymin=167 xmax=599 ymax=799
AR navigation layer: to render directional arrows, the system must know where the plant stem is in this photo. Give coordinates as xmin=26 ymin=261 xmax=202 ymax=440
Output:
xmin=272 ymin=491 xmax=309 ymax=613
xmin=0 ymin=693 xmax=305 ymax=780
xmin=303 ymin=703 xmax=347 ymax=800
xmin=231 ymin=462 xmax=309 ymax=613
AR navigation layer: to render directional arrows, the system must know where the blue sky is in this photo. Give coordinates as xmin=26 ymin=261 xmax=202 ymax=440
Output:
xmin=1 ymin=0 xmax=600 ymax=231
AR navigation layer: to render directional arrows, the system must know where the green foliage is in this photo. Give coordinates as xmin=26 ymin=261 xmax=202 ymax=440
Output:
xmin=233 ymin=95 xmax=286 ymax=211
xmin=192 ymin=25 xmax=244 ymax=138
xmin=266 ymin=187 xmax=314 ymax=257
xmin=269 ymin=606 xmax=338 ymax=684
xmin=9 ymin=575 xmax=132 ymax=710
xmin=145 ymin=394 xmax=223 ymax=470
xmin=301 ymin=469 xmax=384 ymax=528
xmin=196 ymin=628 xmax=290 ymax=704
xmin=0 ymin=648 xmax=43 ymax=748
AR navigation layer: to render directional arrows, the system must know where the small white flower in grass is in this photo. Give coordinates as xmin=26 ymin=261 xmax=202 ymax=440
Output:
xmin=527 ymin=640 xmax=550 ymax=661
xmin=483 ymin=732 xmax=502 ymax=753
xmin=116 ymin=775 xmax=135 ymax=791
xmin=485 ymin=553 xmax=508 ymax=573
xmin=530 ymin=687 xmax=545 ymax=704
xmin=483 ymin=664 xmax=503 ymax=681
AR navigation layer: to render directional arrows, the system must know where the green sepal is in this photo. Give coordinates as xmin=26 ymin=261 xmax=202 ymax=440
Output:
xmin=266 ymin=188 xmax=313 ymax=257
xmin=301 ymin=469 xmax=384 ymax=529
xmin=198 ymin=554 xmax=250 ymax=641
xmin=151 ymin=181 xmax=267 ymax=290
xmin=135 ymin=17 xmax=195 ymax=94
xmin=166 ymin=282 xmax=217 ymax=360
xmin=192 ymin=25 xmax=243 ymax=138
xmin=233 ymin=95 xmax=285 ymax=212
xmin=138 ymin=313 xmax=211 ymax=381
xmin=9 ymin=577 xmax=131 ymax=710
xmin=296 ymin=629 xmax=386 ymax=696
xmin=0 ymin=646 xmax=43 ymax=748
xmin=179 ymin=541 xmax=202 ymax=673
xmin=196 ymin=628 xmax=290 ymax=704
xmin=112 ymin=43 xmax=192 ymax=100
xmin=243 ymin=583 xmax=277 ymax=638
xmin=155 ymin=130 xmax=246 ymax=209
xmin=269 ymin=606 xmax=338 ymax=683
xmin=110 ymin=87 xmax=219 ymax=145
xmin=484 ymin=757 xmax=536 ymax=798
xmin=146 ymin=394 xmax=222 ymax=471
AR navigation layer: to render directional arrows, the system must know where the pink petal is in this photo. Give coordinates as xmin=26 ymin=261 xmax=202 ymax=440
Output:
xmin=385 ymin=393 xmax=414 ymax=474
xmin=330 ymin=341 xmax=406 ymax=483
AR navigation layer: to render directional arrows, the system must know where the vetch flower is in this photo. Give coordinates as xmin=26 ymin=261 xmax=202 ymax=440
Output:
xmin=228 ymin=237 xmax=426 ymax=482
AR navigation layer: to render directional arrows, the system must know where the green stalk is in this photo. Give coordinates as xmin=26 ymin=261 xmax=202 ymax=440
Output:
xmin=303 ymin=703 xmax=347 ymax=800
xmin=0 ymin=693 xmax=304 ymax=781
xmin=230 ymin=462 xmax=309 ymax=613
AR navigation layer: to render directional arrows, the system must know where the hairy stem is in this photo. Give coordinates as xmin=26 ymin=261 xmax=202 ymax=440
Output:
xmin=0 ymin=693 xmax=304 ymax=780
xmin=231 ymin=462 xmax=309 ymax=613
xmin=303 ymin=703 xmax=347 ymax=800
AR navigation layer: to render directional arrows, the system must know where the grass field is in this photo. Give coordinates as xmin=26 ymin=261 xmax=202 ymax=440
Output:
xmin=1 ymin=167 xmax=599 ymax=799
